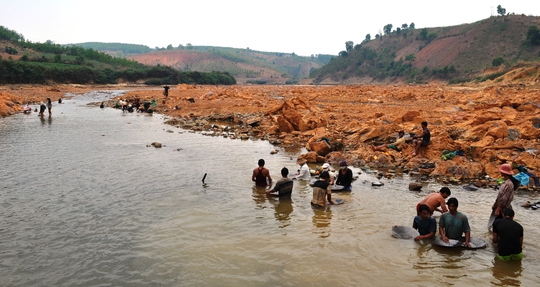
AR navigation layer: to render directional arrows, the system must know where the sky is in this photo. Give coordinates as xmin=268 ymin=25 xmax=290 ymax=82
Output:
xmin=1 ymin=0 xmax=540 ymax=56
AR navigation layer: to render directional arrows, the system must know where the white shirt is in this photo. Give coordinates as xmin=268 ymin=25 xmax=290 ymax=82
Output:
xmin=296 ymin=164 xmax=311 ymax=180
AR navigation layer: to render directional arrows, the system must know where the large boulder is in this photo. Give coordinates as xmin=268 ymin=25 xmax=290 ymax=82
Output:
xmin=274 ymin=115 xmax=294 ymax=133
xmin=307 ymin=140 xmax=332 ymax=156
xmin=303 ymin=151 xmax=325 ymax=163
xmin=401 ymin=111 xmax=421 ymax=122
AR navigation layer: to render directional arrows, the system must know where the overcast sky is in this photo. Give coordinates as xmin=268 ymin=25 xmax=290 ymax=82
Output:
xmin=1 ymin=0 xmax=539 ymax=56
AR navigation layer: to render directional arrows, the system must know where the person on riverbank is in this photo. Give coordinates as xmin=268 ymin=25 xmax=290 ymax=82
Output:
xmin=311 ymin=171 xmax=336 ymax=207
xmin=267 ymin=167 xmax=293 ymax=198
xmin=439 ymin=197 xmax=471 ymax=248
xmin=372 ymin=130 xmax=406 ymax=152
xmin=412 ymin=121 xmax=430 ymax=156
xmin=46 ymin=98 xmax=52 ymax=115
xmin=492 ymin=208 xmax=523 ymax=261
xmin=416 ymin=187 xmax=451 ymax=215
xmin=39 ymin=102 xmax=46 ymax=117
xmin=413 ymin=204 xmax=437 ymax=241
xmin=252 ymin=159 xmax=272 ymax=187
xmin=322 ymin=163 xmax=335 ymax=185
xmin=163 ymin=85 xmax=170 ymax=97
xmin=492 ymin=163 xmax=519 ymax=220
xmin=336 ymin=160 xmax=353 ymax=191
xmin=294 ymin=158 xmax=311 ymax=180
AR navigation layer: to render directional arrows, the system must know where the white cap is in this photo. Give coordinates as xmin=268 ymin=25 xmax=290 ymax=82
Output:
xmin=322 ymin=163 xmax=330 ymax=169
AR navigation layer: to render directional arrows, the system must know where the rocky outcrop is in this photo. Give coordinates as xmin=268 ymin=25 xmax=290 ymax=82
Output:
xmin=2 ymin=83 xmax=539 ymax=185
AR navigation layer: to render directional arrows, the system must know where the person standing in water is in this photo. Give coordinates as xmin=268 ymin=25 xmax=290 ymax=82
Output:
xmin=294 ymin=158 xmax=311 ymax=180
xmin=413 ymin=204 xmax=437 ymax=241
xmin=266 ymin=167 xmax=293 ymax=198
xmin=439 ymin=197 xmax=471 ymax=248
xmin=39 ymin=102 xmax=46 ymax=117
xmin=46 ymin=98 xmax=52 ymax=115
xmin=252 ymin=159 xmax=272 ymax=187
xmin=311 ymin=171 xmax=337 ymax=207
xmin=492 ymin=163 xmax=519 ymax=220
xmin=492 ymin=208 xmax=524 ymax=261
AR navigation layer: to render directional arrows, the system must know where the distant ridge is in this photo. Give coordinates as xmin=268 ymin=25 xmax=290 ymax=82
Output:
xmin=310 ymin=15 xmax=540 ymax=84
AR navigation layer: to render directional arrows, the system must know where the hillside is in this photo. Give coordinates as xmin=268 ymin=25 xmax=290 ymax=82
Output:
xmin=311 ymin=15 xmax=540 ymax=84
xmin=127 ymin=47 xmax=331 ymax=85
xmin=0 ymin=26 xmax=236 ymax=86
xmin=72 ymin=43 xmax=333 ymax=85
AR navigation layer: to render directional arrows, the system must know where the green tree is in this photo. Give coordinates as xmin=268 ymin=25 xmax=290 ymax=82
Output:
xmin=492 ymin=56 xmax=504 ymax=66
xmin=365 ymin=34 xmax=371 ymax=42
xmin=339 ymin=51 xmax=349 ymax=57
xmin=497 ymin=5 xmax=506 ymax=17
xmin=383 ymin=24 xmax=393 ymax=35
xmin=345 ymin=41 xmax=354 ymax=52
xmin=401 ymin=23 xmax=408 ymax=30
xmin=166 ymin=44 xmax=173 ymax=50
xmin=419 ymin=28 xmax=428 ymax=40
xmin=186 ymin=43 xmax=193 ymax=50
xmin=426 ymin=32 xmax=438 ymax=43
xmin=405 ymin=54 xmax=416 ymax=64
xmin=526 ymin=26 xmax=540 ymax=46
xmin=409 ymin=22 xmax=415 ymax=29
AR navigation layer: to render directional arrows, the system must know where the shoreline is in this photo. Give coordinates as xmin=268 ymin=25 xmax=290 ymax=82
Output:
xmin=2 ymin=83 xmax=540 ymax=189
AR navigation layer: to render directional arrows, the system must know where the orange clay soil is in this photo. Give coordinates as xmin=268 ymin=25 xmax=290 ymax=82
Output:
xmin=2 ymin=83 xmax=540 ymax=187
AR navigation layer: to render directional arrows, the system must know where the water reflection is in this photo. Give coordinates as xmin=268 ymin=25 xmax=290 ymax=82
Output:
xmin=311 ymin=205 xmax=333 ymax=229
xmin=268 ymin=197 xmax=293 ymax=228
xmin=251 ymin=186 xmax=268 ymax=209
xmin=491 ymin=257 xmax=522 ymax=286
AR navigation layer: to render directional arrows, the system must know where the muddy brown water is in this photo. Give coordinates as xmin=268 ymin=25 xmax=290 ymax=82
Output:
xmin=0 ymin=91 xmax=539 ymax=286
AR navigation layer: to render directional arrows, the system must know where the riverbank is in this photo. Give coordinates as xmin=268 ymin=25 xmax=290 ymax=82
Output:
xmin=2 ymin=83 xmax=539 ymax=187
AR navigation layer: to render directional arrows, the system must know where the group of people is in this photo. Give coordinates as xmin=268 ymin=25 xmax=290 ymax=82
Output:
xmin=252 ymin=158 xmax=354 ymax=207
xmin=371 ymin=121 xmax=431 ymax=156
xmin=114 ymin=98 xmax=156 ymax=113
xmin=36 ymin=98 xmax=53 ymax=117
xmin=412 ymin=163 xmax=523 ymax=261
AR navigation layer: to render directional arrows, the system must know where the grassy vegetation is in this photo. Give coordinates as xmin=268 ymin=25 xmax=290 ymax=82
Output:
xmin=0 ymin=26 xmax=236 ymax=85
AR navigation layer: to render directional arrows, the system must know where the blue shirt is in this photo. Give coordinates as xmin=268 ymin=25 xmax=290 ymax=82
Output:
xmin=413 ymin=215 xmax=437 ymax=235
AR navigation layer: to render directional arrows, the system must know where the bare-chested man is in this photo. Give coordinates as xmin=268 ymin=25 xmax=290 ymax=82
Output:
xmin=416 ymin=187 xmax=451 ymax=215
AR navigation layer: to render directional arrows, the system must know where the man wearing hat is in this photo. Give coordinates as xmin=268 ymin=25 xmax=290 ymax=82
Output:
xmin=294 ymin=158 xmax=311 ymax=180
xmin=336 ymin=160 xmax=353 ymax=191
xmin=492 ymin=163 xmax=518 ymax=220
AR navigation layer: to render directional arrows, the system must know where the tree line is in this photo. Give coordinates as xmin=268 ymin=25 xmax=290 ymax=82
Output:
xmin=0 ymin=26 xmax=236 ymax=85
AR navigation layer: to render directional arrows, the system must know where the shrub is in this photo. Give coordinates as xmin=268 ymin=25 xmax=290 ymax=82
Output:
xmin=492 ymin=56 xmax=504 ymax=66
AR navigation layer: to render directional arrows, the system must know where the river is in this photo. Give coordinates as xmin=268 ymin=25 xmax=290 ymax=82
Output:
xmin=0 ymin=90 xmax=539 ymax=286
